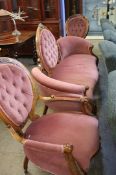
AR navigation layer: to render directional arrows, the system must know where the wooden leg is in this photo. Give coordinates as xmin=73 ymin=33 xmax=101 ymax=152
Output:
xmin=64 ymin=144 xmax=85 ymax=175
xmin=23 ymin=156 xmax=29 ymax=174
xmin=43 ymin=105 xmax=48 ymax=115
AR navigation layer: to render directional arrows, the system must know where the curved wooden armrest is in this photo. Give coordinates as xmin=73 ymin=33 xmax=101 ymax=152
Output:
xmin=38 ymin=94 xmax=93 ymax=115
xmin=38 ymin=94 xmax=89 ymax=103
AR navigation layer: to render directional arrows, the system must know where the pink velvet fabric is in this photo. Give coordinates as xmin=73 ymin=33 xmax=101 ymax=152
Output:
xmin=52 ymin=54 xmax=98 ymax=99
xmin=24 ymin=113 xmax=99 ymax=175
xmin=32 ymin=67 xmax=86 ymax=111
xmin=33 ymin=28 xmax=98 ymax=112
xmin=0 ymin=57 xmax=31 ymax=76
xmin=0 ymin=64 xmax=33 ymax=126
xmin=57 ymin=36 xmax=93 ymax=60
xmin=32 ymin=67 xmax=86 ymax=94
xmin=32 ymin=52 xmax=98 ymax=111
xmin=66 ymin=16 xmax=88 ymax=38
xmin=40 ymin=29 xmax=58 ymax=71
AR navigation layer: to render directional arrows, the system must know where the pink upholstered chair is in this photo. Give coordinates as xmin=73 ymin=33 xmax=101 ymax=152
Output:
xmin=0 ymin=57 xmax=39 ymax=119
xmin=0 ymin=60 xmax=99 ymax=175
xmin=65 ymin=14 xmax=89 ymax=38
xmin=32 ymin=24 xmax=99 ymax=114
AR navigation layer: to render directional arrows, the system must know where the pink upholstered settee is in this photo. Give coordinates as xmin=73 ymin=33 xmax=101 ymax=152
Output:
xmin=32 ymin=24 xmax=99 ymax=114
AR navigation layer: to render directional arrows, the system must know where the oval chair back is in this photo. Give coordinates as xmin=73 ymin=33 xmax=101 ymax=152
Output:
xmin=0 ymin=62 xmax=33 ymax=131
xmin=66 ymin=14 xmax=89 ymax=38
xmin=36 ymin=24 xmax=59 ymax=74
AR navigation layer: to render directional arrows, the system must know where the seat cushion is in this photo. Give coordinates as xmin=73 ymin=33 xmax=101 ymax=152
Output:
xmin=52 ymin=54 xmax=98 ymax=98
xmin=24 ymin=113 xmax=99 ymax=175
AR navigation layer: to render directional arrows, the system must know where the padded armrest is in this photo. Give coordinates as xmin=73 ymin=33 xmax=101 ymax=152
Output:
xmin=57 ymin=36 xmax=93 ymax=60
xmin=32 ymin=67 xmax=87 ymax=95
xmin=24 ymin=139 xmax=64 ymax=153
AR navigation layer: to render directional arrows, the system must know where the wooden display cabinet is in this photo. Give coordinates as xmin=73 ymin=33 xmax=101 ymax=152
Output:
xmin=16 ymin=0 xmax=62 ymax=39
xmin=64 ymin=0 xmax=82 ymax=20
xmin=0 ymin=0 xmax=61 ymax=58
xmin=0 ymin=0 xmax=63 ymax=58
xmin=17 ymin=0 xmax=41 ymax=22
xmin=41 ymin=0 xmax=59 ymax=20
xmin=15 ymin=0 xmax=62 ymax=58
xmin=41 ymin=0 xmax=61 ymax=38
xmin=0 ymin=0 xmax=13 ymax=35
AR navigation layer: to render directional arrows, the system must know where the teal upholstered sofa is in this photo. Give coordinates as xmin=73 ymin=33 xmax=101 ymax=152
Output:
xmin=99 ymin=19 xmax=116 ymax=72
xmin=98 ymin=29 xmax=116 ymax=174
xmin=99 ymin=40 xmax=116 ymax=72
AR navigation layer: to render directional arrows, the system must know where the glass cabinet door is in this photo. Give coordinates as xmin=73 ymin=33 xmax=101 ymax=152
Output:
xmin=42 ymin=0 xmax=59 ymax=20
xmin=0 ymin=0 xmax=13 ymax=34
xmin=17 ymin=0 xmax=41 ymax=21
xmin=64 ymin=0 xmax=82 ymax=19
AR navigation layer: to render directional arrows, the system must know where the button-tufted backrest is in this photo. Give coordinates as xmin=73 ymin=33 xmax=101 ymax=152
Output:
xmin=66 ymin=14 xmax=89 ymax=38
xmin=0 ymin=57 xmax=30 ymax=76
xmin=0 ymin=64 xmax=33 ymax=127
xmin=37 ymin=28 xmax=58 ymax=73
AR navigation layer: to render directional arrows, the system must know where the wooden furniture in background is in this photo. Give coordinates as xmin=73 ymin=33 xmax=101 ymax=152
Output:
xmin=0 ymin=0 xmax=13 ymax=34
xmin=0 ymin=31 xmax=37 ymax=64
xmin=0 ymin=0 xmax=63 ymax=58
xmin=0 ymin=1 xmax=84 ymax=58
xmin=64 ymin=0 xmax=82 ymax=20
xmin=16 ymin=0 xmax=62 ymax=39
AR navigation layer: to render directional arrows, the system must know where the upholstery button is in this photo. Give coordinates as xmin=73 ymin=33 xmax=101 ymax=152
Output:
xmin=2 ymin=75 xmax=6 ymax=80
xmin=1 ymin=95 xmax=5 ymax=100
xmin=6 ymin=89 xmax=10 ymax=94
xmin=23 ymin=103 xmax=27 ymax=108
xmin=21 ymin=89 xmax=25 ymax=93
xmin=15 ymin=95 xmax=18 ymax=100
xmin=22 ymin=76 xmax=25 ymax=81
xmin=18 ymin=109 xmax=21 ymax=114
xmin=13 ymin=82 xmax=16 ymax=87
xmin=10 ymin=103 xmax=14 ymax=108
